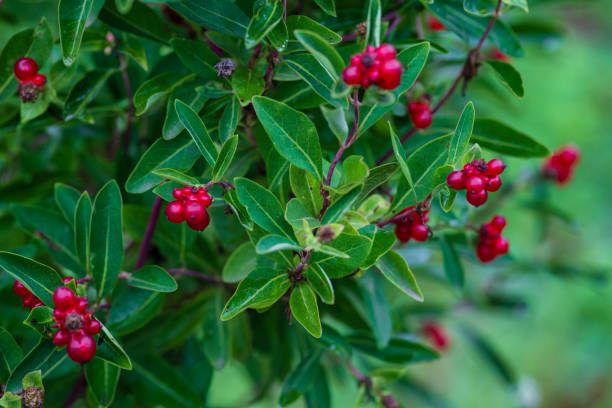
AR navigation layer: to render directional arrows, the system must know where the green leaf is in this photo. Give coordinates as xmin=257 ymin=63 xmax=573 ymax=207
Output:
xmin=348 ymin=333 xmax=439 ymax=364
xmin=21 ymin=370 xmax=43 ymax=390
xmin=163 ymin=85 xmax=208 ymax=140
xmin=376 ymin=250 xmax=423 ymax=301
xmin=59 ymin=0 xmax=94 ymax=66
xmin=306 ymin=264 xmax=334 ymax=304
xmin=256 ymin=235 xmax=301 ymax=255
xmin=472 ymin=119 xmax=549 ymax=157
xmin=0 ymin=253 xmax=62 ymax=307
xmin=448 ymin=102 xmax=475 ymax=166
xmin=118 ymin=37 xmax=148 ymax=71
xmin=129 ymin=265 xmax=177 ymax=292
xmin=221 ymin=268 xmax=291 ymax=321
xmin=0 ymin=391 xmax=20 ymax=408
xmin=91 ymin=180 xmax=123 ymax=298
xmin=219 ymin=97 xmax=241 ymax=143
xmin=321 ymin=185 xmax=362 ymax=224
xmin=279 ymin=350 xmax=322 ymax=406
xmin=201 ymin=291 xmax=230 ymax=369
xmin=0 ymin=328 xmax=23 ymax=375
xmin=107 ymin=288 xmax=164 ymax=336
xmin=460 ymin=325 xmax=517 ymax=385
xmin=212 ymin=135 xmax=238 ymax=181
xmin=290 ymin=165 xmax=323 ymax=217
xmin=245 ymin=0 xmax=283 ymax=49
xmin=63 ymin=69 xmax=115 ymax=120
xmin=359 ymin=225 xmax=396 ymax=269
xmin=85 ymin=358 xmax=121 ymax=407
xmin=171 ymin=38 xmax=219 ymax=80
xmin=126 ymin=134 xmax=201 ymax=194
xmin=294 ymin=30 xmax=345 ymax=78
xmin=134 ymin=73 xmax=192 ymax=116
xmin=313 ymin=0 xmax=336 ymax=16
xmin=151 ymin=168 xmax=198 ymax=186
xmin=6 ymin=340 xmax=65 ymax=393
xmin=54 ymin=183 xmax=81 ymax=227
xmin=359 ymin=273 xmax=391 ymax=349
xmin=320 ymin=105 xmax=348 ymax=141
xmin=253 ymin=96 xmax=323 ymax=180
xmin=504 ymin=0 xmax=528 ymax=12
xmin=222 ymin=242 xmax=256 ymax=283
xmin=485 ymin=60 xmax=524 ymax=98
xmin=390 ymin=123 xmax=415 ymax=199
xmin=99 ymin=1 xmax=169 ymax=44
xmin=74 ymin=192 xmax=92 ymax=268
xmin=439 ymin=235 xmax=465 ymax=290
xmin=96 ymin=324 xmax=132 ymax=370
xmin=20 ymin=85 xmax=55 ymax=123
xmin=231 ymin=66 xmax=265 ymax=106
xmin=23 ymin=306 xmax=54 ymax=336
xmin=290 ymin=282 xmax=322 ymax=338
xmin=235 ymin=178 xmax=294 ymax=239
xmin=168 ymin=0 xmax=249 ymax=38
xmin=224 ymin=189 xmax=253 ymax=231
xmin=286 ymin=15 xmax=341 ymax=44
xmin=366 ymin=0 xmax=382 ymax=47
xmin=357 ymin=163 xmax=398 ymax=202
xmin=285 ymin=199 xmax=320 ymax=229
xmin=312 ymin=232 xmax=371 ymax=278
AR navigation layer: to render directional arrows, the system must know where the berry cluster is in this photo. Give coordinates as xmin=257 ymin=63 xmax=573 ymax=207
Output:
xmin=447 ymin=158 xmax=506 ymax=207
xmin=542 ymin=145 xmax=580 ymax=185
xmin=427 ymin=15 xmax=446 ymax=32
xmin=342 ymin=44 xmax=403 ymax=90
xmin=13 ymin=280 xmax=44 ymax=310
xmin=476 ymin=215 xmax=509 ymax=263
xmin=393 ymin=206 xmax=431 ymax=243
xmin=52 ymin=285 xmax=100 ymax=364
xmin=408 ymin=100 xmax=433 ymax=129
xmin=165 ymin=185 xmax=212 ymax=231
xmin=422 ymin=321 xmax=450 ymax=351
xmin=13 ymin=57 xmax=47 ymax=103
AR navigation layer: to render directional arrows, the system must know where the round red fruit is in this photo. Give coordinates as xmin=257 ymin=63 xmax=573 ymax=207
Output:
xmin=476 ymin=245 xmax=496 ymax=263
xmin=165 ymin=201 xmax=185 ymax=224
xmin=187 ymin=209 xmax=210 ymax=231
xmin=53 ymin=330 xmax=71 ymax=347
xmin=412 ymin=109 xmax=432 ymax=129
xmin=466 ymin=189 xmax=488 ymax=207
xmin=428 ymin=16 xmax=445 ymax=32
xmin=32 ymin=74 xmax=46 ymax=87
xmin=172 ymin=188 xmax=183 ymax=200
xmin=378 ymin=59 xmax=402 ymax=90
xmin=376 ymin=44 xmax=396 ymax=61
xmin=395 ymin=225 xmax=411 ymax=243
xmin=67 ymin=331 xmax=97 ymax=364
xmin=84 ymin=319 xmax=101 ymax=335
xmin=490 ymin=215 xmax=506 ymax=232
xmin=76 ymin=297 xmax=88 ymax=313
xmin=13 ymin=280 xmax=30 ymax=297
xmin=350 ymin=54 xmax=362 ymax=66
xmin=493 ymin=236 xmax=509 ymax=256
xmin=447 ymin=170 xmax=465 ymax=190
xmin=196 ymin=189 xmax=212 ymax=207
xmin=53 ymin=286 xmax=76 ymax=310
xmin=184 ymin=200 xmax=206 ymax=223
xmin=485 ymin=176 xmax=502 ymax=192
xmin=487 ymin=159 xmax=505 ymax=175
xmin=465 ymin=176 xmax=485 ymax=192
xmin=14 ymin=57 xmax=38 ymax=82
xmin=342 ymin=65 xmax=362 ymax=85
xmin=368 ymin=67 xmax=381 ymax=84
xmin=559 ymin=145 xmax=580 ymax=165
xmin=411 ymin=224 xmax=429 ymax=242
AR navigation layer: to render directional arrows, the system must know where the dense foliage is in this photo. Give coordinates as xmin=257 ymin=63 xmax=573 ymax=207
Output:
xmin=0 ymin=0 xmax=587 ymax=407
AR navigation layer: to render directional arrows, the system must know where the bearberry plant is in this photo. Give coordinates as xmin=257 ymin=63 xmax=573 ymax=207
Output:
xmin=0 ymin=0 xmax=585 ymax=407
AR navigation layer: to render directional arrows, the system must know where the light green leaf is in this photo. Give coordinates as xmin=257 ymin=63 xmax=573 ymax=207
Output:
xmin=376 ymin=250 xmax=423 ymax=301
xmin=0 ymin=253 xmax=62 ymax=307
xmin=290 ymin=282 xmax=322 ymax=338
xmin=212 ymin=135 xmax=238 ymax=181
xmin=390 ymin=123 xmax=415 ymax=199
xmin=222 ymin=242 xmax=256 ymax=283
xmin=23 ymin=306 xmax=54 ymax=336
xmin=151 ymin=168 xmax=199 ymax=186
xmin=219 ymin=97 xmax=241 ymax=143
xmin=305 ymin=264 xmax=334 ymax=304
xmin=290 ymin=165 xmax=323 ymax=217
xmin=448 ymin=102 xmax=475 ymax=166
xmin=59 ymin=0 xmax=93 ymax=66
xmin=118 ymin=36 xmax=148 ymax=71
xmin=321 ymin=184 xmax=362 ymax=224
xmin=256 ymin=235 xmax=301 ymax=255
xmin=359 ymin=273 xmax=391 ymax=349
xmin=439 ymin=235 xmax=465 ymax=290
xmin=245 ymin=0 xmax=283 ymax=49
xmin=366 ymin=0 xmax=382 ymax=47
xmin=231 ymin=66 xmax=265 ymax=106
xmin=129 ymin=266 xmax=177 ymax=292
xmin=294 ymin=30 xmax=344 ymax=78
xmin=312 ymin=232 xmax=371 ymax=278
xmin=485 ymin=60 xmax=524 ymax=98
xmin=107 ymin=289 xmax=164 ymax=336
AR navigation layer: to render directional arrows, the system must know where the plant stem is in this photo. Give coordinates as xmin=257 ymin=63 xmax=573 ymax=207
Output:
xmin=345 ymin=360 xmax=400 ymax=408
xmin=134 ymin=196 xmax=162 ymax=270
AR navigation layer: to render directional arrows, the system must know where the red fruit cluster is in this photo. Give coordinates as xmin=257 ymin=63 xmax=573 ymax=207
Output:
xmin=165 ymin=185 xmax=212 ymax=231
xmin=542 ymin=145 xmax=580 ymax=185
xmin=427 ymin=15 xmax=446 ymax=32
xmin=52 ymin=284 xmax=100 ymax=364
xmin=342 ymin=44 xmax=403 ymax=90
xmin=13 ymin=280 xmax=44 ymax=310
xmin=408 ymin=101 xmax=433 ymax=129
xmin=393 ymin=206 xmax=430 ymax=243
xmin=476 ymin=215 xmax=509 ymax=263
xmin=447 ymin=158 xmax=506 ymax=207
xmin=13 ymin=57 xmax=47 ymax=103
xmin=422 ymin=321 xmax=450 ymax=351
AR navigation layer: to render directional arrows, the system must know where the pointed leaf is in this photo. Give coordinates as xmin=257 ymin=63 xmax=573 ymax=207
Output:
xmin=6 ymin=340 xmax=65 ymax=393
xmin=290 ymin=282 xmax=322 ymax=338
xmin=290 ymin=165 xmax=323 ymax=217
xmin=448 ymin=102 xmax=475 ymax=166
xmin=129 ymin=265 xmax=177 ymax=292
xmin=219 ymin=97 xmax=241 ymax=143
xmin=74 ymin=192 xmax=92 ymax=269
xmin=359 ymin=273 xmax=391 ymax=349
xmin=313 ymin=0 xmax=336 ymax=16
xmin=256 ymin=235 xmax=301 ymax=255
xmin=245 ymin=0 xmax=283 ymax=49
xmin=168 ymin=0 xmax=249 ymax=38
xmin=54 ymin=183 xmax=81 ymax=227
xmin=85 ymin=358 xmax=121 ymax=407
xmin=279 ymin=350 xmax=322 ymax=406
xmin=171 ymin=38 xmax=219 ymax=80
xmin=472 ymin=119 xmax=549 ymax=157
xmin=320 ymin=184 xmax=362 ymax=224
xmin=376 ymin=250 xmax=423 ymax=301
xmin=212 ymin=135 xmax=238 ymax=181
xmin=63 ymin=69 xmax=115 ymax=120
xmin=485 ymin=60 xmax=524 ymax=98
xmin=175 ymin=99 xmax=218 ymax=167
xmin=0 ymin=253 xmax=62 ymax=307
xmin=294 ymin=30 xmax=344 ymax=78
xmin=59 ymin=0 xmax=94 ymax=66
xmin=0 ymin=328 xmax=23 ymax=374
xmin=366 ymin=0 xmax=382 ymax=47
xmin=96 ymin=324 xmax=132 ymax=370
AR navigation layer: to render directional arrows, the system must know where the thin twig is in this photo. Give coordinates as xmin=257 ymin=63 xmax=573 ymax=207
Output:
xmin=134 ymin=196 xmax=163 ymax=270
xmin=345 ymin=360 xmax=400 ymax=408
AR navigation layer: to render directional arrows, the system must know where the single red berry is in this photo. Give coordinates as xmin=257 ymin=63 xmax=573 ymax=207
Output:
xmin=423 ymin=322 xmax=450 ymax=351
xmin=376 ymin=44 xmax=397 ymax=61
xmin=22 ymin=296 xmax=35 ymax=308
xmin=427 ymin=16 xmax=446 ymax=32
xmin=350 ymin=54 xmax=362 ymax=66
xmin=447 ymin=170 xmax=465 ymax=190
xmin=412 ymin=109 xmax=433 ymax=129
xmin=395 ymin=224 xmax=411 ymax=243
xmin=378 ymin=59 xmax=402 ymax=90
xmin=465 ymin=175 xmax=485 ymax=192
xmin=14 ymin=57 xmax=38 ymax=82
xmin=493 ymin=236 xmax=509 ymax=256
xmin=490 ymin=215 xmax=507 ymax=232
xmin=182 ymin=185 xmax=194 ymax=199
xmin=76 ymin=297 xmax=88 ymax=313
xmin=411 ymin=224 xmax=429 ymax=242
xmin=196 ymin=189 xmax=213 ymax=207
xmin=184 ymin=200 xmax=206 ymax=223
xmin=67 ymin=331 xmax=97 ymax=364
xmin=342 ymin=65 xmax=363 ymax=86
xmin=476 ymin=244 xmax=496 ymax=262
xmin=466 ymin=189 xmax=488 ymax=207
xmin=368 ymin=67 xmax=381 ymax=84
xmin=365 ymin=45 xmax=376 ymax=54
xmin=165 ymin=201 xmax=185 ymax=224
xmin=559 ymin=145 xmax=580 ymax=165
xmin=53 ymin=286 xmax=76 ymax=311
xmin=53 ymin=308 xmax=66 ymax=320
xmin=172 ymin=188 xmax=183 ymax=200
xmin=487 ymin=159 xmax=505 ymax=175
xmin=53 ymin=330 xmax=71 ymax=347
xmin=32 ymin=74 xmax=46 ymax=87
xmin=485 ymin=176 xmax=502 ymax=192
xmin=13 ymin=280 xmax=30 ymax=297
xmin=187 ymin=209 xmax=210 ymax=231
xmin=83 ymin=318 xmax=101 ymax=335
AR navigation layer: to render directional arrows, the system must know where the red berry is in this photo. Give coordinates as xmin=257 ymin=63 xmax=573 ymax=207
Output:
xmin=493 ymin=236 xmax=509 ymax=256
xmin=466 ymin=189 xmax=488 ymax=207
xmin=487 ymin=159 xmax=505 ymax=175
xmin=485 ymin=176 xmax=502 ymax=192
xmin=412 ymin=109 xmax=432 ymax=129
xmin=559 ymin=145 xmax=580 ymax=165
xmin=342 ymin=65 xmax=363 ymax=85
xmin=427 ymin=16 xmax=445 ymax=32
xmin=53 ymin=287 xmax=76 ymax=311
xmin=165 ymin=201 xmax=185 ymax=224
xmin=395 ymin=224 xmax=411 ymax=243
xmin=84 ymin=319 xmax=101 ymax=335
xmin=53 ymin=330 xmax=71 ymax=347
xmin=22 ymin=296 xmax=35 ymax=308
xmin=368 ymin=67 xmax=381 ymax=84
xmin=350 ymin=55 xmax=362 ymax=66
xmin=187 ymin=209 xmax=210 ymax=231
xmin=447 ymin=170 xmax=465 ymax=190
xmin=53 ymin=308 xmax=66 ymax=320
xmin=182 ymin=185 xmax=194 ymax=199
xmin=361 ymin=76 xmax=372 ymax=89
xmin=411 ymin=224 xmax=429 ymax=242
xmin=14 ymin=57 xmax=38 ymax=82
xmin=365 ymin=45 xmax=376 ymax=54
xmin=13 ymin=280 xmax=30 ymax=297
xmin=196 ymin=189 xmax=213 ymax=207
xmin=67 ymin=331 xmax=96 ymax=364
xmin=465 ymin=176 xmax=485 ymax=192
xmin=476 ymin=245 xmax=496 ymax=262
xmin=32 ymin=74 xmax=46 ymax=87
xmin=378 ymin=59 xmax=402 ymax=90
xmin=423 ymin=322 xmax=450 ymax=351
xmin=490 ymin=215 xmax=506 ymax=232
xmin=184 ymin=200 xmax=206 ymax=223
xmin=172 ymin=188 xmax=183 ymax=200
xmin=376 ymin=44 xmax=397 ymax=61
xmin=76 ymin=297 xmax=89 ymax=313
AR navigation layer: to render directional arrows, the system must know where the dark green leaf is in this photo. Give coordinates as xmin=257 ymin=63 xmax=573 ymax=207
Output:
xmin=134 ymin=73 xmax=192 ymax=116
xmin=366 ymin=0 xmax=382 ymax=47
xmin=97 ymin=324 xmax=132 ymax=370
xmin=85 ymin=358 xmax=121 ymax=407
xmin=0 ymin=253 xmax=62 ymax=307
xmin=168 ymin=0 xmax=249 ymax=38
xmin=212 ymin=135 xmax=238 ymax=181
xmin=224 ymin=189 xmax=253 ymax=231
xmin=313 ymin=0 xmax=336 ymax=16
xmin=348 ymin=333 xmax=439 ymax=364
xmin=357 ymin=163 xmax=398 ymax=202
xmin=376 ymin=250 xmax=423 ymax=301
xmin=99 ymin=1 xmax=170 ymax=44
xmin=6 ymin=340 xmax=65 ymax=393
xmin=222 ymin=242 xmax=256 ymax=283
xmin=74 ymin=192 xmax=92 ymax=268
xmin=439 ymin=235 xmax=465 ymax=290
xmin=294 ymin=30 xmax=344 ymax=78
xmin=163 ymin=85 xmax=208 ymax=140
xmin=201 ymin=291 xmax=229 ymax=369
xmin=306 ymin=264 xmax=334 ymax=304
xmin=0 ymin=328 xmax=23 ymax=375
xmin=59 ymin=0 xmax=94 ymax=66
xmin=460 ymin=325 xmax=517 ymax=385
xmin=286 ymin=15 xmax=340 ymax=44
xmin=151 ymin=168 xmax=199 ymax=186
xmin=64 ymin=69 xmax=115 ymax=120
xmin=359 ymin=225 xmax=396 ymax=269
xmin=171 ymin=38 xmax=219 ymax=80
xmin=219 ymin=97 xmax=241 ymax=143
xmin=231 ymin=66 xmax=265 ymax=106
xmin=118 ymin=37 xmax=148 ymax=71
xmin=312 ymin=232 xmax=371 ymax=278
xmin=279 ymin=350 xmax=322 ymax=406
xmin=472 ymin=119 xmax=549 ymax=157
xmin=448 ymin=102 xmax=475 ymax=166
xmin=485 ymin=60 xmax=524 ymax=98
xmin=54 ymin=183 xmax=81 ymax=227
xmin=321 ymin=184 xmax=362 ymax=224
xmin=245 ymin=0 xmax=283 ymax=49
xmin=20 ymin=85 xmax=55 ymax=123
xmin=129 ymin=265 xmax=177 ymax=292
xmin=290 ymin=282 xmax=322 ymax=338
xmin=359 ymin=273 xmax=392 ymax=349
xmin=290 ymin=165 xmax=323 ymax=217
xmin=107 ymin=288 xmax=164 ymax=336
